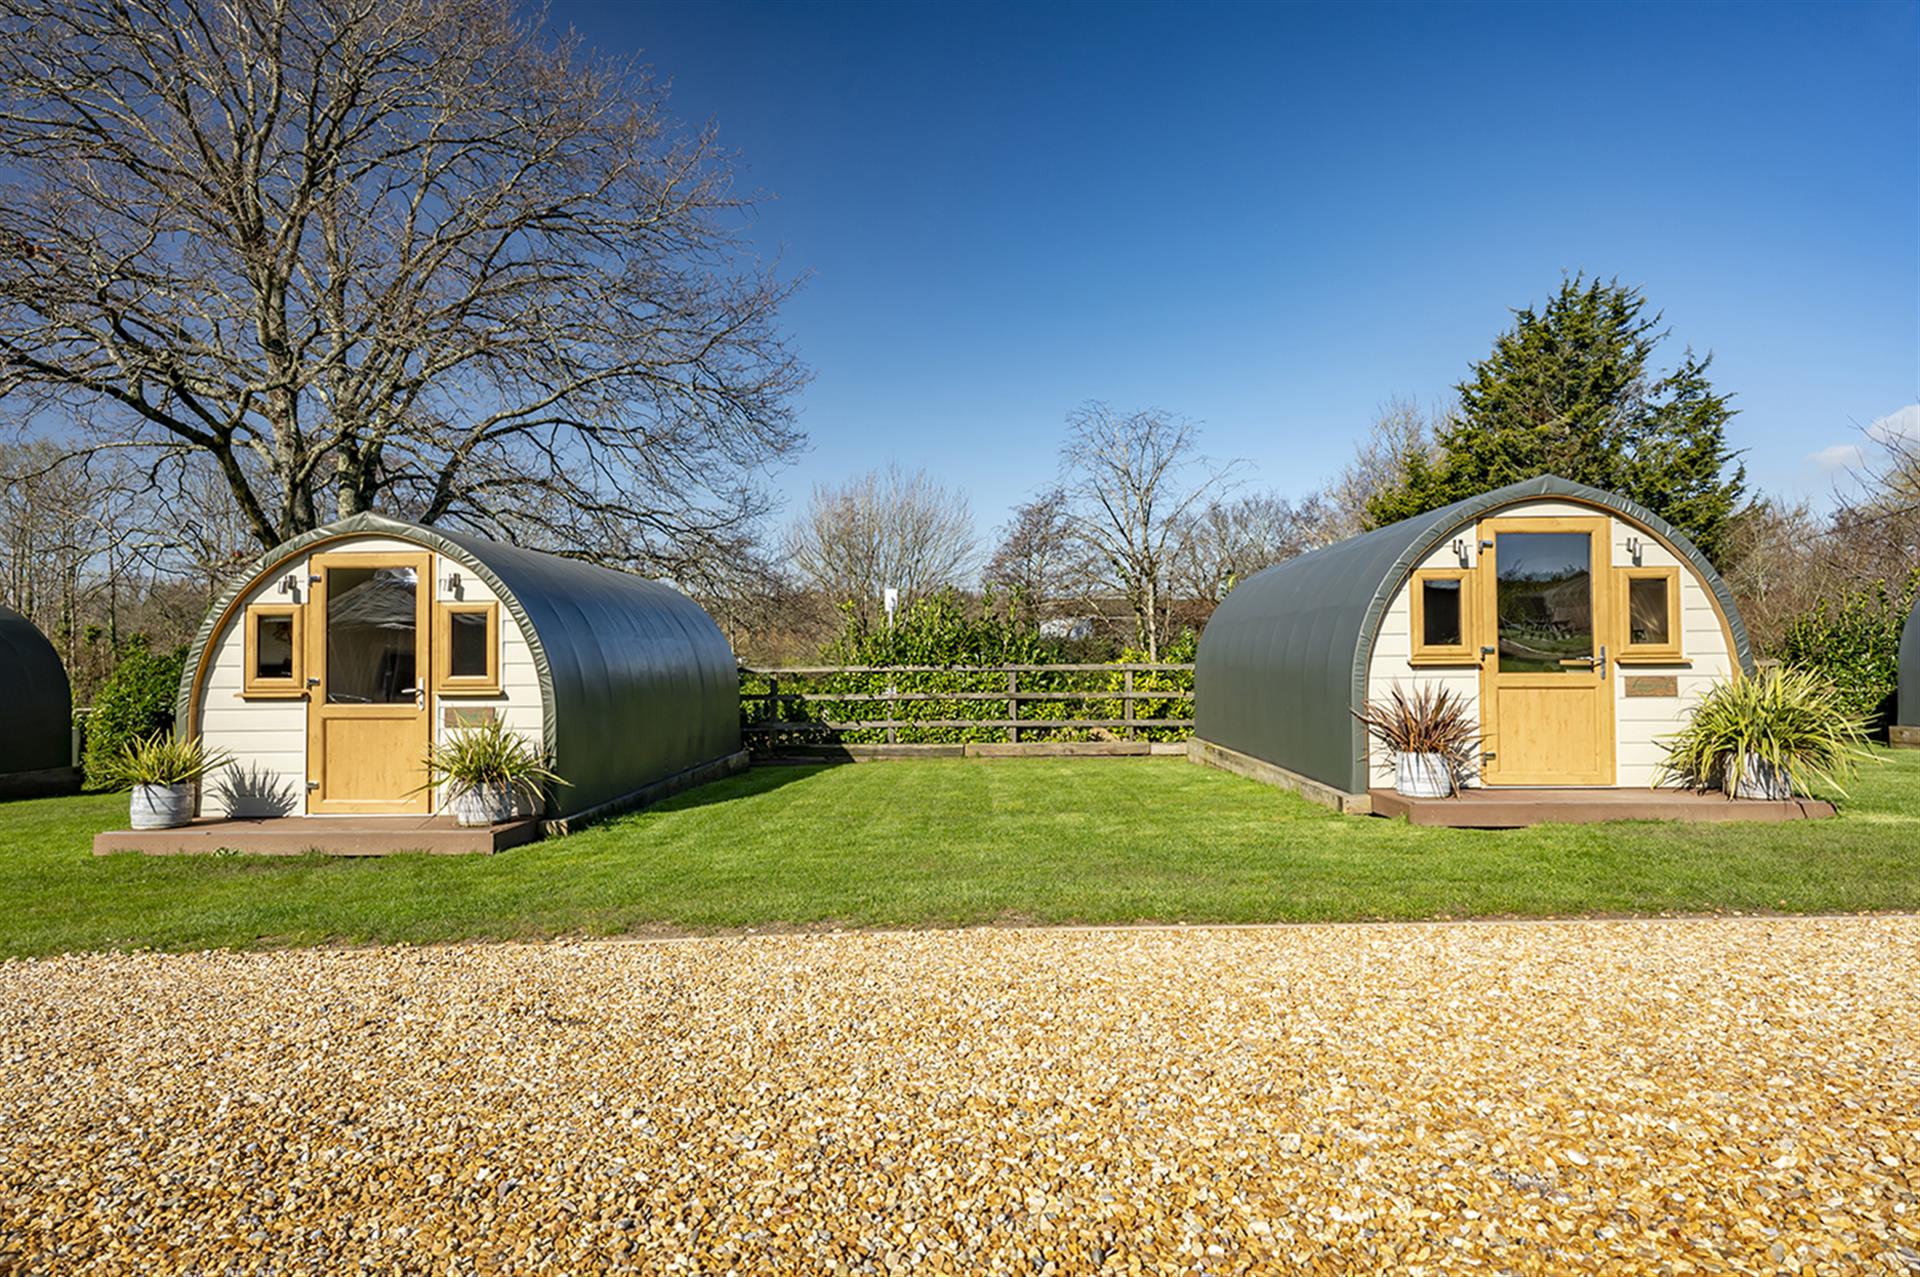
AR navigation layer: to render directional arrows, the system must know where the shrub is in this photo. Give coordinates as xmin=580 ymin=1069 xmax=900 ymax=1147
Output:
xmin=1353 ymin=683 xmax=1480 ymax=791
xmin=95 ymin=733 xmax=232 ymax=789
xmin=424 ymin=717 xmax=566 ymax=806
xmin=1657 ymin=667 xmax=1875 ymax=799
xmin=83 ymin=639 xmax=188 ymax=789
xmin=1777 ymin=567 xmax=1920 ymax=726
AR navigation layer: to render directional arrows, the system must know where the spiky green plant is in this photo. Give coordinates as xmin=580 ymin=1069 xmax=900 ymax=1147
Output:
xmin=97 ymin=732 xmax=232 ymax=789
xmin=1353 ymin=683 xmax=1480 ymax=791
xmin=1657 ymin=667 xmax=1876 ymax=799
xmin=423 ymin=717 xmax=567 ymax=805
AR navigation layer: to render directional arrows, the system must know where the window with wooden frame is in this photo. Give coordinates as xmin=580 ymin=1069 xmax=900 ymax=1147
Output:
xmin=1408 ymin=568 xmax=1477 ymax=663
xmin=242 ymin=602 xmax=305 ymax=697
xmin=1616 ymin=566 xmax=1683 ymax=663
xmin=435 ymin=601 xmax=501 ymax=694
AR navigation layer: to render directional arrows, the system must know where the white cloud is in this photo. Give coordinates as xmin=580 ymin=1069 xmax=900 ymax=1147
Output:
xmin=1807 ymin=442 xmax=1865 ymax=472
xmin=1805 ymin=403 xmax=1918 ymax=478
xmin=1867 ymin=403 xmax=1920 ymax=446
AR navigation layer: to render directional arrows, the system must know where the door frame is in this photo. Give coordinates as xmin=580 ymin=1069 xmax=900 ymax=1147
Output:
xmin=1476 ymin=515 xmax=1615 ymax=787
xmin=306 ymin=549 xmax=435 ymax=814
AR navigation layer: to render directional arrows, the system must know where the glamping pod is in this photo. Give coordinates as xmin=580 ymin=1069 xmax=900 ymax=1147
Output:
xmin=0 ymin=604 xmax=80 ymax=798
xmin=1194 ymin=475 xmax=1753 ymax=807
xmin=177 ymin=513 xmax=744 ymax=828
xmin=1897 ymin=594 xmax=1920 ymax=748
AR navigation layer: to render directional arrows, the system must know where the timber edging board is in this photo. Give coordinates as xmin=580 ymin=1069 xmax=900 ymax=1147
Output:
xmin=1186 ymin=738 xmax=1372 ymax=815
xmin=0 ymin=767 xmax=83 ymax=801
xmin=1892 ymin=725 xmax=1920 ymax=749
xmin=542 ymin=749 xmax=751 ymax=835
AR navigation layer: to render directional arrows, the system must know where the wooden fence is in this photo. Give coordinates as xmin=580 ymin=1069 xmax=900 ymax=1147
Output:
xmin=739 ymin=664 xmax=1196 ymax=745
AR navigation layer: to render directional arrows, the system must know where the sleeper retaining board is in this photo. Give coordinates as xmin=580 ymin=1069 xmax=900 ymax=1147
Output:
xmin=1368 ymin=787 xmax=1836 ymax=828
xmin=94 ymin=816 xmax=541 ymax=857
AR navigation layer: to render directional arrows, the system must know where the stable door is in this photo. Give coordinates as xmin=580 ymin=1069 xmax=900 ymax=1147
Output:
xmin=1476 ymin=517 xmax=1614 ymax=786
xmin=307 ymin=551 xmax=433 ymax=813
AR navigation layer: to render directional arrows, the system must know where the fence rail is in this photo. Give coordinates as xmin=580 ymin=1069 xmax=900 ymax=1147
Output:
xmin=740 ymin=663 xmax=1196 ymax=745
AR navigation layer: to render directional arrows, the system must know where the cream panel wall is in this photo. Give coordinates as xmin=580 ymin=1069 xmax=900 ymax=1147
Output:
xmin=1363 ymin=499 xmax=1737 ymax=789
xmin=196 ymin=558 xmax=313 ymax=817
xmin=1366 ymin=536 xmax=1482 ymax=788
xmin=431 ymin=569 xmax=545 ymax=754
xmin=1606 ymin=522 xmax=1735 ymax=788
xmin=194 ymin=534 xmax=547 ymax=817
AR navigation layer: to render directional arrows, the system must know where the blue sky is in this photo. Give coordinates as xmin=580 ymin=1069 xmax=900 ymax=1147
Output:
xmin=567 ymin=0 xmax=1918 ymax=540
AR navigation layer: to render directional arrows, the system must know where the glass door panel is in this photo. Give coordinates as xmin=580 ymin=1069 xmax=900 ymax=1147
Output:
xmin=323 ymin=565 xmax=419 ymax=704
xmin=1493 ymin=532 xmax=1593 ymax=674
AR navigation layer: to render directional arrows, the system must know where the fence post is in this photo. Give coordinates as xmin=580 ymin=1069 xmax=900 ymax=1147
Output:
xmin=1123 ymin=668 xmax=1135 ymax=741
xmin=886 ymin=674 xmax=897 ymax=746
xmin=1007 ymin=669 xmax=1018 ymax=744
xmin=768 ymin=673 xmax=779 ymax=736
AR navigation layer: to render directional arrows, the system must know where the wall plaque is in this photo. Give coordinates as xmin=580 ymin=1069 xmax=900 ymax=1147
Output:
xmin=443 ymin=706 xmax=499 ymax=728
xmin=1624 ymin=675 xmax=1679 ymax=698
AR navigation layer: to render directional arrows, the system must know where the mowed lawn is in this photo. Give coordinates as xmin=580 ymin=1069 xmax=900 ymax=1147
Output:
xmin=2 ymin=753 xmax=1918 ymax=957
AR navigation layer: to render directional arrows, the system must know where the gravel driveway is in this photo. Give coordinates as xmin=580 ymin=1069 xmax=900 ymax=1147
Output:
xmin=2 ymin=918 xmax=1915 ymax=1274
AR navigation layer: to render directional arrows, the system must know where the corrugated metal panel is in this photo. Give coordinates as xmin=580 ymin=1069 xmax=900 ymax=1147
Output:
xmin=1195 ymin=475 xmax=1755 ymax=795
xmin=0 ymin=605 xmax=73 ymax=777
xmin=1900 ymin=596 xmax=1920 ymax=728
xmin=177 ymin=514 xmax=739 ymax=820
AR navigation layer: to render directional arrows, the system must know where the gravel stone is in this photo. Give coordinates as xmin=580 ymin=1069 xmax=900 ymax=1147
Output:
xmin=1 ymin=917 xmax=1915 ymax=1273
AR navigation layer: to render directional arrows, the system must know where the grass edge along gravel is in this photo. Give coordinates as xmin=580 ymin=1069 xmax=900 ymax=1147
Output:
xmin=0 ymin=751 xmax=1917 ymax=958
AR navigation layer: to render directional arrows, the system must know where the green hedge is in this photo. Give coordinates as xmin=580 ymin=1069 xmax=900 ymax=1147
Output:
xmin=82 ymin=639 xmax=188 ymax=789
xmin=1777 ymin=567 xmax=1919 ymax=725
xmin=741 ymin=593 xmax=1195 ymax=746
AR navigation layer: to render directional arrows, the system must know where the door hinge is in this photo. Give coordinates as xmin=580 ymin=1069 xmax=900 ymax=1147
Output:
xmin=306 ymin=780 xmax=320 ymax=791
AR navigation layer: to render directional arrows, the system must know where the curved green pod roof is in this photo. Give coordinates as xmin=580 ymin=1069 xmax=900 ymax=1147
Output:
xmin=1195 ymin=475 xmax=1754 ymax=796
xmin=177 ymin=513 xmax=740 ymax=820
xmin=1900 ymin=594 xmax=1920 ymax=729
xmin=0 ymin=604 xmax=73 ymax=780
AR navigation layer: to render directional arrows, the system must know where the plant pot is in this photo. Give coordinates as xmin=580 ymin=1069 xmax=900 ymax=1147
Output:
xmin=1395 ymin=752 xmax=1453 ymax=799
xmin=1730 ymin=754 xmax=1793 ymax=801
xmin=130 ymin=781 xmax=195 ymax=830
xmin=448 ymin=782 xmax=518 ymax=827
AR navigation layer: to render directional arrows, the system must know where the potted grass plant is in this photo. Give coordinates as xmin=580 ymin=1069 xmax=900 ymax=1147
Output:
xmin=424 ymin=718 xmax=566 ymax=827
xmin=101 ymin=733 xmax=232 ymax=830
xmin=1658 ymin=667 xmax=1875 ymax=800
xmin=1354 ymin=683 xmax=1479 ymax=798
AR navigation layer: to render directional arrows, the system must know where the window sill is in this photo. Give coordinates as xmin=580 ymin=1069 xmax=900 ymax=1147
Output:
xmin=238 ymin=687 xmax=307 ymax=701
xmin=1406 ymin=654 xmax=1481 ymax=667
xmin=1615 ymin=654 xmax=1688 ymax=667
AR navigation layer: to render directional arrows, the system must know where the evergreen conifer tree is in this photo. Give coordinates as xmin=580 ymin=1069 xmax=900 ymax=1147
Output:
xmin=1365 ymin=276 xmax=1745 ymax=563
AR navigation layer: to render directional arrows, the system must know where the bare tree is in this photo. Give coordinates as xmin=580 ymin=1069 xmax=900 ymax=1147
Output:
xmin=1718 ymin=496 xmax=1827 ymax=656
xmin=1826 ymin=413 xmax=1920 ymax=587
xmin=1057 ymin=402 xmax=1237 ymax=660
xmin=786 ymin=464 xmax=977 ymax=630
xmin=1327 ymin=397 xmax=1444 ymax=534
xmin=1178 ymin=489 xmax=1338 ymax=606
xmin=982 ymin=487 xmax=1087 ymax=620
xmin=0 ymin=0 xmax=805 ymax=590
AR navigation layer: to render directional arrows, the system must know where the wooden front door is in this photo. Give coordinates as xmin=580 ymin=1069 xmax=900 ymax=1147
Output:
xmin=307 ymin=550 xmax=433 ymax=814
xmin=1477 ymin=516 xmax=1615 ymax=786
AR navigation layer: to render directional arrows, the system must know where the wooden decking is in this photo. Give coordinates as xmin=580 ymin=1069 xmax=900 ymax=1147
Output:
xmin=1368 ymin=787 xmax=1836 ymax=828
xmin=93 ymin=815 xmax=541 ymax=857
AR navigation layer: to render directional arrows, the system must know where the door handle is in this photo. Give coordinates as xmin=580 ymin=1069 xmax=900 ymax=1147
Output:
xmin=1558 ymin=646 xmax=1608 ymax=678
